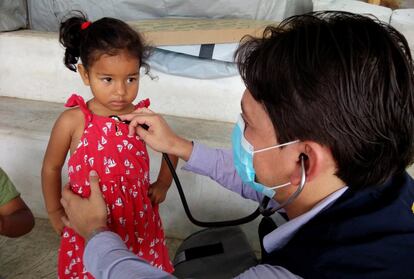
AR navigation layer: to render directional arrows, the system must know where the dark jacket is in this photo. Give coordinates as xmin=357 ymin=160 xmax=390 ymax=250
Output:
xmin=265 ymin=172 xmax=414 ymax=278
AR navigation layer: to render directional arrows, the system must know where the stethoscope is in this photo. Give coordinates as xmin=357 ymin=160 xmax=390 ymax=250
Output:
xmin=110 ymin=115 xmax=307 ymax=227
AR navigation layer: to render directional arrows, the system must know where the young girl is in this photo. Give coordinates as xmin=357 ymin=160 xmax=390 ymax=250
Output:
xmin=41 ymin=14 xmax=177 ymax=278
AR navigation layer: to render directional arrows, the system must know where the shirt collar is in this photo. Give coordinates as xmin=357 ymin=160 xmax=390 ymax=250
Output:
xmin=263 ymin=186 xmax=348 ymax=252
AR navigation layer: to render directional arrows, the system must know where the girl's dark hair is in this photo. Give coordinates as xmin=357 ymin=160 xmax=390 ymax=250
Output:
xmin=235 ymin=11 xmax=414 ymax=189
xmin=59 ymin=11 xmax=150 ymax=73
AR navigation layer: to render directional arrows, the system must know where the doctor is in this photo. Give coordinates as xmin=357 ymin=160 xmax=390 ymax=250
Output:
xmin=61 ymin=11 xmax=414 ymax=279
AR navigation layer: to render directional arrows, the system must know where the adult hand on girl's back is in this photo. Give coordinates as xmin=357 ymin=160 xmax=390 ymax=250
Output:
xmin=120 ymin=108 xmax=193 ymax=161
xmin=60 ymin=171 xmax=107 ymax=239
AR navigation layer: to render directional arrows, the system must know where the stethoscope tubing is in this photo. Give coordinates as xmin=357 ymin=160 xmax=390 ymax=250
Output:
xmin=162 ymin=152 xmax=307 ymax=227
xmin=111 ymin=115 xmax=307 ymax=227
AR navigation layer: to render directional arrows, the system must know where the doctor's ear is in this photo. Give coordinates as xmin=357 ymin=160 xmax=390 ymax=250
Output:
xmin=78 ymin=64 xmax=90 ymax=86
xmin=299 ymin=153 xmax=308 ymax=161
xmin=290 ymin=143 xmax=332 ymax=185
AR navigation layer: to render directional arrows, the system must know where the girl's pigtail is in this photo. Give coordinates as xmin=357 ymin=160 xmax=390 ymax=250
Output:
xmin=59 ymin=13 xmax=88 ymax=72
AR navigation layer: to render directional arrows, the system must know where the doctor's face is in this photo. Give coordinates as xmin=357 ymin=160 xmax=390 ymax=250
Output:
xmin=240 ymin=89 xmax=297 ymax=191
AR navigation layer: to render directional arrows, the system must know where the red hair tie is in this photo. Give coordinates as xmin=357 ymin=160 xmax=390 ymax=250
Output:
xmin=81 ymin=21 xmax=91 ymax=30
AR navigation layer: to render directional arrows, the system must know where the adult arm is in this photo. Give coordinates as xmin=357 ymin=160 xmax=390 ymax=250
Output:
xmin=120 ymin=109 xmax=278 ymax=205
xmin=0 ymin=168 xmax=34 ymax=237
xmin=236 ymin=264 xmax=302 ymax=279
xmin=85 ymin=231 xmax=174 ymax=279
xmin=61 ymin=171 xmax=174 ymax=279
xmin=183 ymin=142 xmax=275 ymax=203
xmin=0 ymin=197 xmax=34 ymax=237
xmin=62 ymin=163 xmax=293 ymax=279
xmin=85 ymin=231 xmax=301 ymax=279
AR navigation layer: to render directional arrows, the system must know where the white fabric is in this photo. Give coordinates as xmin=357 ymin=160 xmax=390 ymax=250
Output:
xmin=390 ymin=9 xmax=414 ymax=56
xmin=0 ymin=0 xmax=27 ymax=31
xmin=25 ymin=0 xmax=312 ymax=78
xmin=28 ymin=0 xmax=313 ymax=31
xmin=313 ymin=0 xmax=392 ymax=23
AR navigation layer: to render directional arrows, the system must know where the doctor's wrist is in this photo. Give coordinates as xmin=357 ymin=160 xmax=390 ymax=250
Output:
xmin=86 ymin=226 xmax=110 ymax=243
xmin=173 ymin=138 xmax=193 ymax=162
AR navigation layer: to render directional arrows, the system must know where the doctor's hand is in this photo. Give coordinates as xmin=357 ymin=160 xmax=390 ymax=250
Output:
xmin=120 ymin=108 xmax=193 ymax=161
xmin=60 ymin=171 xmax=107 ymax=240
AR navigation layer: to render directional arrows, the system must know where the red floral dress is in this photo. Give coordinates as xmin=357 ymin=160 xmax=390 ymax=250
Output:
xmin=58 ymin=94 xmax=173 ymax=279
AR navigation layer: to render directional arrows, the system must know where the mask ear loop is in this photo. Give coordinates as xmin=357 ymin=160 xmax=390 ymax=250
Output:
xmin=260 ymin=154 xmax=307 ymax=216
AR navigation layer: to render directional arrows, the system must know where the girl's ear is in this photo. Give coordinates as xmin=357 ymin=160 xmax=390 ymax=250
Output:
xmin=78 ymin=64 xmax=90 ymax=86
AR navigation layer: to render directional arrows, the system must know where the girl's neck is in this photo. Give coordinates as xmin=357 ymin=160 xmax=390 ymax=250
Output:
xmin=87 ymin=98 xmax=136 ymax=117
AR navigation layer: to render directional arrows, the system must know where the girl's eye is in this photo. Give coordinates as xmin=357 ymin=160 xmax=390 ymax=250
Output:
xmin=102 ymin=77 xmax=112 ymax=83
xmin=127 ymin=77 xmax=137 ymax=83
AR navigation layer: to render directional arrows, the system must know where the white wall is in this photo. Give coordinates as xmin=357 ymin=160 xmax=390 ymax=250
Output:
xmin=0 ymin=30 xmax=244 ymax=123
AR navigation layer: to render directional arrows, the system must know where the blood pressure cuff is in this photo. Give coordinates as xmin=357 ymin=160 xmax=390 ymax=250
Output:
xmin=173 ymin=226 xmax=258 ymax=279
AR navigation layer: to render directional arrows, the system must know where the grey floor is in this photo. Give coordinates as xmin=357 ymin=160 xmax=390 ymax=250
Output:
xmin=0 ymin=218 xmax=182 ymax=279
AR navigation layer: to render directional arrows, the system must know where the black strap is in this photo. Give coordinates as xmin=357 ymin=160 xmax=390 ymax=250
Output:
xmin=199 ymin=44 xmax=215 ymax=59
xmin=174 ymin=242 xmax=224 ymax=266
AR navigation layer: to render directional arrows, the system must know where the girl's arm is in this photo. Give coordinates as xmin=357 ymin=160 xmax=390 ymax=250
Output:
xmin=148 ymin=154 xmax=178 ymax=204
xmin=41 ymin=110 xmax=77 ymax=234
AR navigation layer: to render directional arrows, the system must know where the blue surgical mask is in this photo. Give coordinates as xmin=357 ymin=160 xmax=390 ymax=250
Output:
xmin=232 ymin=114 xmax=299 ymax=198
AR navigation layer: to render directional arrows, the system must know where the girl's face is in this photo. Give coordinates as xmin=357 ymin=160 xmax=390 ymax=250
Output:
xmin=78 ymin=50 xmax=140 ymax=115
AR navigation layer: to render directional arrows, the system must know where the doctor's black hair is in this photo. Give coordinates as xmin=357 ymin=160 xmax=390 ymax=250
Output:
xmin=59 ymin=11 xmax=150 ymax=73
xmin=235 ymin=11 xmax=414 ymax=189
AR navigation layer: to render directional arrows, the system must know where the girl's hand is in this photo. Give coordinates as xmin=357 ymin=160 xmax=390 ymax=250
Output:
xmin=120 ymin=108 xmax=193 ymax=161
xmin=148 ymin=180 xmax=170 ymax=204
xmin=48 ymin=207 xmax=66 ymax=235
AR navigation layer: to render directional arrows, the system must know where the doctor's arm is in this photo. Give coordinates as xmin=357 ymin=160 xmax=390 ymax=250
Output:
xmin=85 ymin=231 xmax=174 ymax=279
xmin=85 ymin=231 xmax=300 ymax=279
xmin=120 ymin=109 xmax=276 ymax=204
xmin=61 ymin=173 xmax=292 ymax=279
